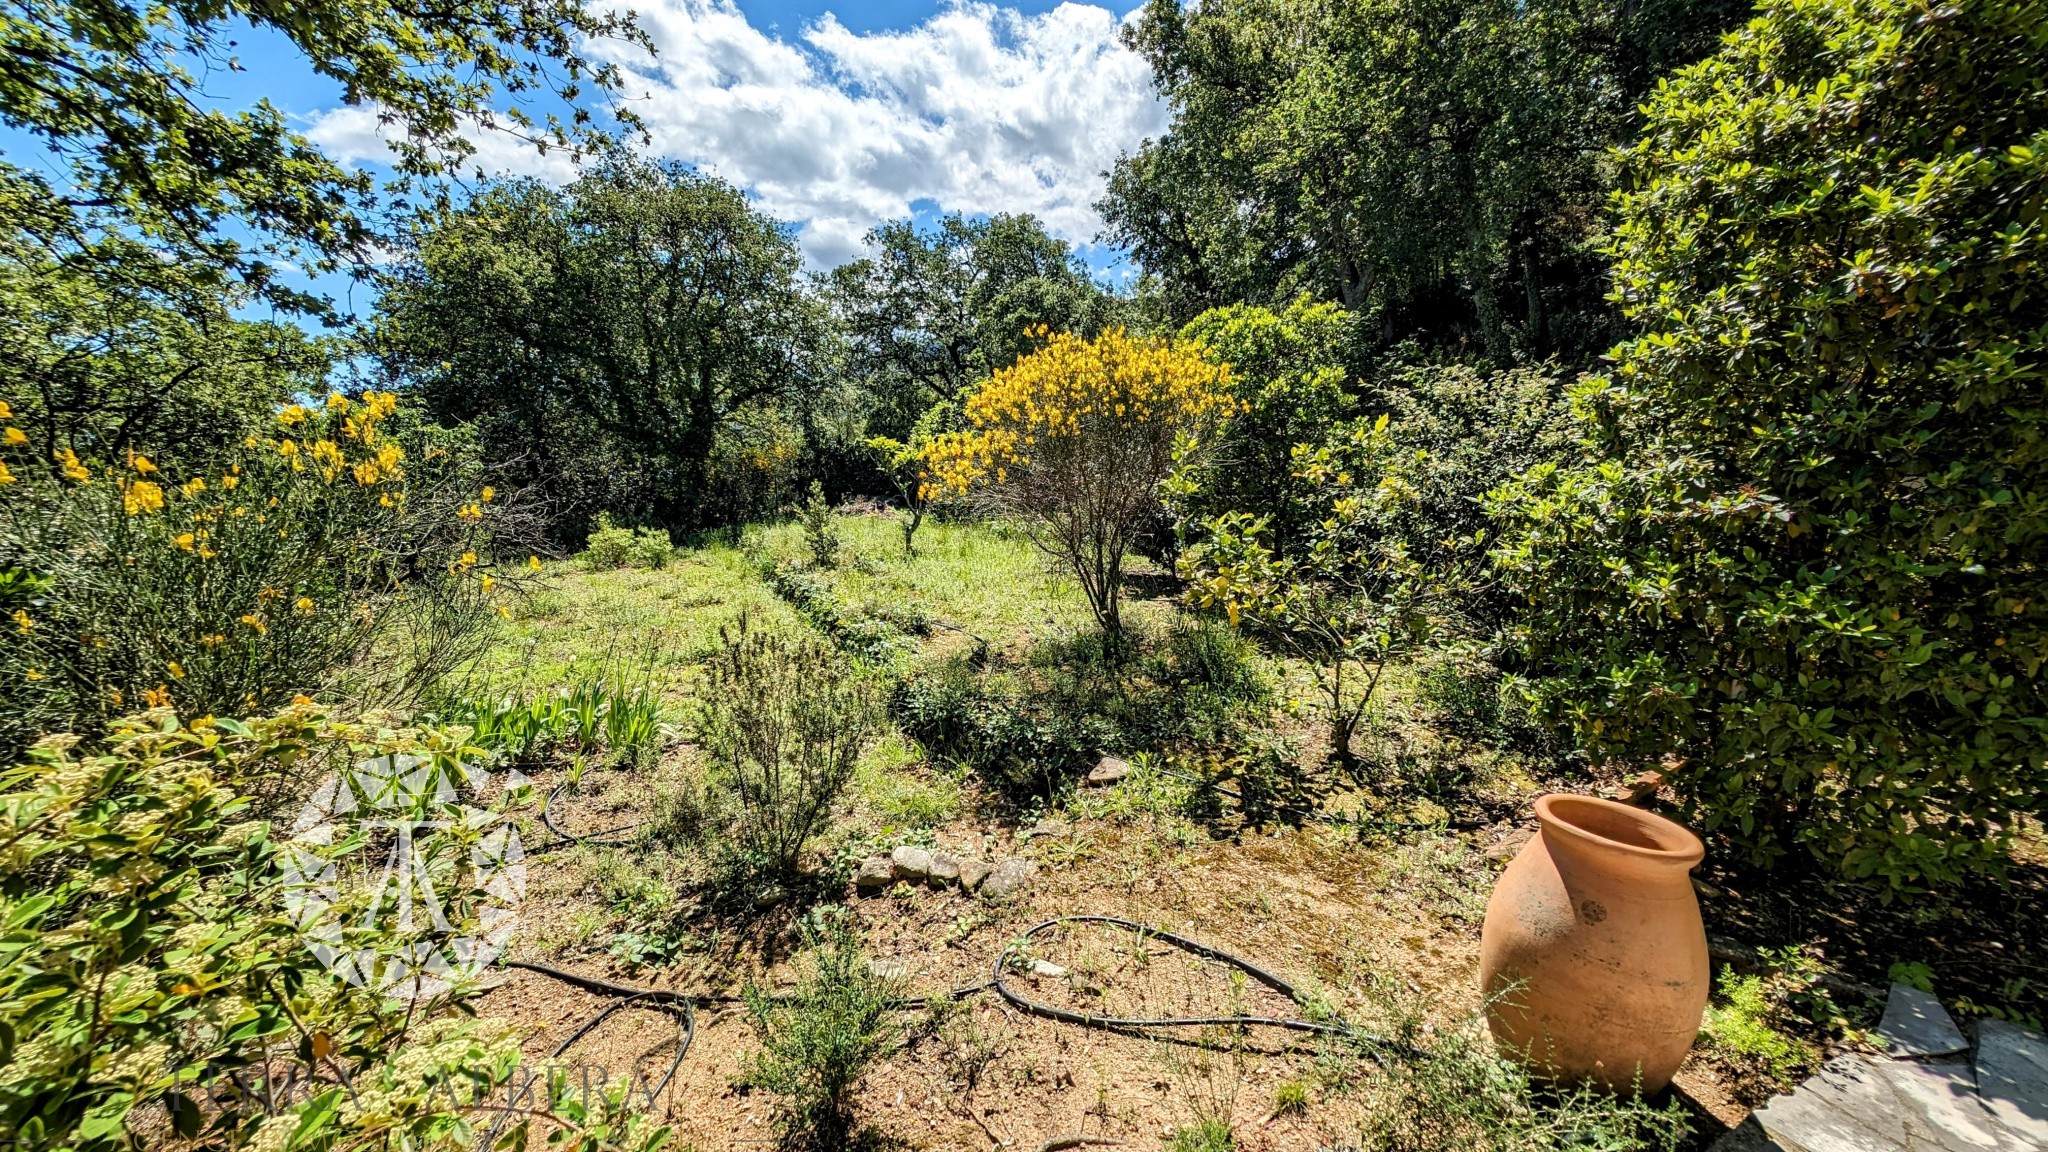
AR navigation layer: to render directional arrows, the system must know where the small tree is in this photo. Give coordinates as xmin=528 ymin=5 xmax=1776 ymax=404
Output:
xmin=1182 ymin=416 xmax=1469 ymax=768
xmin=923 ymin=327 xmax=1233 ymax=634
xmin=865 ymin=404 xmax=951 ymax=557
xmin=796 ymin=480 xmax=841 ymax=568
xmin=1487 ymin=0 xmax=2048 ymax=887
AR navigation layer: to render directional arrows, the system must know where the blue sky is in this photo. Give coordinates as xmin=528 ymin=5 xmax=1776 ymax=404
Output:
xmin=7 ymin=0 xmax=1165 ymax=324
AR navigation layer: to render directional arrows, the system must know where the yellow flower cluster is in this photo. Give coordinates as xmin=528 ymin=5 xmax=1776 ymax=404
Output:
xmin=920 ymin=326 xmax=1234 ymax=498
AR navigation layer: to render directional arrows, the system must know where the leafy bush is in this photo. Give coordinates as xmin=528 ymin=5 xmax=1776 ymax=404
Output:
xmin=1181 ymin=416 xmax=1466 ymax=766
xmin=630 ymin=526 xmax=673 ymax=569
xmin=0 ymin=392 xmax=506 ymax=759
xmin=1486 ymin=0 xmax=2048 ymax=886
xmin=700 ymin=616 xmax=877 ymax=878
xmin=582 ymin=512 xmax=671 ymax=571
xmin=0 ymin=706 xmax=661 ymax=1151
xmin=1174 ymin=296 xmax=1359 ymax=557
xmin=892 ymin=659 xmax=1117 ymax=795
xmin=742 ymin=907 xmax=899 ymax=1148
xmin=922 ymin=326 xmax=1234 ymax=634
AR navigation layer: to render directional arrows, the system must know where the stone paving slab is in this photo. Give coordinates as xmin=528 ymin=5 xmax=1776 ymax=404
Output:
xmin=1880 ymin=983 xmax=1971 ymax=1057
xmin=1711 ymin=989 xmax=2048 ymax=1152
xmin=1975 ymin=1019 xmax=2048 ymax=1147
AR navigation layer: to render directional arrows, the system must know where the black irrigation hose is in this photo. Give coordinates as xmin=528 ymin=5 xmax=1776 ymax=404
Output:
xmin=538 ymin=776 xmax=641 ymax=851
xmin=989 ymin=915 xmax=1376 ymax=1042
xmin=506 ymin=960 xmax=694 ymax=1100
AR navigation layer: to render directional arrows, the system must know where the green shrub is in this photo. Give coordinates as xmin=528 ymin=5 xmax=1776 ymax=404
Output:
xmin=629 ymin=525 xmax=673 ymax=569
xmin=0 ymin=706 xmax=665 ymax=1151
xmin=701 ymin=616 xmax=877 ymax=878
xmin=742 ymin=907 xmax=899 ymax=1148
xmin=891 ymin=659 xmax=1111 ymax=795
xmin=583 ymin=512 xmax=636 ymax=569
xmin=798 ymin=480 xmax=841 ymax=568
xmin=0 ymin=393 xmax=504 ymax=759
xmin=1487 ymin=0 xmax=2048 ymax=886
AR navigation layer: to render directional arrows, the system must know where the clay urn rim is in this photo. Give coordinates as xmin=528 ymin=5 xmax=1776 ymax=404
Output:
xmin=1534 ymin=793 xmax=1704 ymax=869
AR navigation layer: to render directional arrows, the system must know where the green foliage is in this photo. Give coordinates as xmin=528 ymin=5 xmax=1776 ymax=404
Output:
xmin=1696 ymin=948 xmax=1846 ymax=1094
xmin=798 ymin=481 xmax=842 ymax=568
xmin=1181 ymin=416 xmax=1468 ymax=765
xmin=0 ymin=706 xmax=665 ymax=1151
xmin=0 ymin=248 xmax=330 ymax=472
xmin=377 ymin=160 xmax=831 ymax=535
xmin=583 ymin=513 xmax=673 ymax=572
xmin=0 ymin=393 xmax=505 ymax=758
xmin=762 ymin=559 xmax=927 ymax=663
xmin=1699 ymin=973 xmax=1807 ymax=1086
xmin=1174 ymin=297 xmax=1359 ymax=553
xmin=1166 ymin=1119 xmax=1236 ymax=1152
xmin=742 ymin=907 xmax=900 ymax=1149
xmin=895 ymin=619 xmax=1270 ymax=797
xmin=1487 ymin=0 xmax=2048 ymax=886
xmin=700 ymin=617 xmax=878 ymax=878
xmin=1104 ymin=0 xmax=1745 ymax=356
xmin=0 ymin=0 xmax=642 ymax=318
xmin=829 ymin=213 xmax=1118 ymax=440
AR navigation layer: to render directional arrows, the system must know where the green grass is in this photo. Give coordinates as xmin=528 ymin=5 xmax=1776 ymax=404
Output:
xmin=463 ymin=538 xmax=803 ymax=696
xmin=750 ymin=514 xmax=1097 ymax=641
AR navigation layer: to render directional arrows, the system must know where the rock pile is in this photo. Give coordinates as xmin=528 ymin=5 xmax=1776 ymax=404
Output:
xmin=853 ymin=843 xmax=1032 ymax=901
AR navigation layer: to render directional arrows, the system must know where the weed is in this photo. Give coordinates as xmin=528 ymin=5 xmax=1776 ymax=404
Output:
xmin=1332 ymin=982 xmax=1690 ymax=1152
xmin=1696 ymin=946 xmax=1841 ymax=1098
xmin=742 ymin=907 xmax=899 ymax=1148
xmin=1166 ymin=1119 xmax=1235 ymax=1152
xmin=701 ymin=614 xmax=878 ymax=879
xmin=1272 ymin=1078 xmax=1309 ymax=1118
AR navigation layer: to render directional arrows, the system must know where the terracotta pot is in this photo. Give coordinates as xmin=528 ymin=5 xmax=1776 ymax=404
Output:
xmin=1478 ymin=794 xmax=1708 ymax=1093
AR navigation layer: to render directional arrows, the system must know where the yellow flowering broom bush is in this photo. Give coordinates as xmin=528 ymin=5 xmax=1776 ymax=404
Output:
xmin=0 ymin=394 xmax=518 ymax=757
xmin=921 ymin=327 xmax=1233 ymax=633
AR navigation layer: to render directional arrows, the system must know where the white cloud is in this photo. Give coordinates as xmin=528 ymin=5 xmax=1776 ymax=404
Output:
xmin=306 ymin=0 xmax=1165 ymax=268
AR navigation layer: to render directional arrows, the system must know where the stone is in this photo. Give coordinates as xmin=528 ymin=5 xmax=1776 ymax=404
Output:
xmin=1024 ymin=818 xmax=1071 ymax=840
xmin=1482 ymin=826 xmax=1536 ymax=862
xmin=1026 ymin=958 xmax=1068 ymax=979
xmin=927 ymin=851 xmax=963 ymax=885
xmin=1725 ymin=1050 xmax=2030 ymax=1152
xmin=1085 ymin=755 xmax=1132 ymax=787
xmin=890 ymin=845 xmax=934 ymax=882
xmin=854 ymin=855 xmax=894 ymax=889
xmin=978 ymin=857 xmax=1034 ymax=901
xmin=1877 ymin=982 xmax=1969 ymax=1058
xmin=957 ymin=857 xmax=993 ymax=893
xmin=1976 ymin=1019 xmax=2048 ymax=1146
